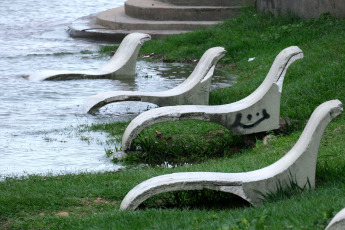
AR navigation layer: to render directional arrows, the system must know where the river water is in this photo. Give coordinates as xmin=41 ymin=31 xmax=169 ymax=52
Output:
xmin=0 ymin=0 xmax=234 ymax=179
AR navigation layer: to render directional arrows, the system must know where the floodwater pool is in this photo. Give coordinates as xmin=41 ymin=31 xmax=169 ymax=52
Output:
xmin=0 ymin=0 xmax=234 ymax=179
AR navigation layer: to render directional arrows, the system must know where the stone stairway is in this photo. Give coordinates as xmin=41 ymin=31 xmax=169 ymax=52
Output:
xmin=68 ymin=0 xmax=255 ymax=41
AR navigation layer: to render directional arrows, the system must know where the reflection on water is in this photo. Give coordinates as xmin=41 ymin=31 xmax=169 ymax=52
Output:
xmin=0 ymin=0 xmax=235 ymax=179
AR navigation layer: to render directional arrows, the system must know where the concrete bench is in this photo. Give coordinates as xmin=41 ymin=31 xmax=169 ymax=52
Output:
xmin=121 ymin=46 xmax=303 ymax=152
xmin=326 ymin=208 xmax=345 ymax=230
xmin=28 ymin=33 xmax=151 ymax=81
xmin=120 ymin=100 xmax=343 ymax=210
xmin=82 ymin=47 xmax=226 ymax=113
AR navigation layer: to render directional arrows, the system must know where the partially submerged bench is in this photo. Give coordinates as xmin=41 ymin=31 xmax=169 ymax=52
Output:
xmin=121 ymin=46 xmax=303 ymax=152
xmin=82 ymin=47 xmax=226 ymax=113
xmin=120 ymin=100 xmax=343 ymax=210
xmin=28 ymin=33 xmax=151 ymax=81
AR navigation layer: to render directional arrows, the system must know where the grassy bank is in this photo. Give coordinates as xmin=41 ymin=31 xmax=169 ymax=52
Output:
xmin=2 ymin=8 xmax=345 ymax=229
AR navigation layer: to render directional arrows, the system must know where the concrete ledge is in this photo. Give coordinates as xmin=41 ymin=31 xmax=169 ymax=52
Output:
xmin=68 ymin=15 xmax=189 ymax=42
xmin=256 ymin=0 xmax=345 ymax=18
xmin=96 ymin=7 xmax=219 ymax=31
xmin=120 ymin=100 xmax=343 ymax=210
xmin=161 ymin=0 xmax=255 ymax=6
xmin=125 ymin=0 xmax=244 ymax=21
xmin=67 ymin=15 xmax=137 ymax=42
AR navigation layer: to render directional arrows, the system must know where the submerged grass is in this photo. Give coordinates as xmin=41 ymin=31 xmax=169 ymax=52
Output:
xmin=2 ymin=8 xmax=345 ymax=229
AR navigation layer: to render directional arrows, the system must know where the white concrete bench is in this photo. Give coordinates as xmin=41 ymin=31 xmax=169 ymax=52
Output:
xmin=120 ymin=100 xmax=343 ymax=210
xmin=326 ymin=208 xmax=345 ymax=230
xmin=82 ymin=47 xmax=226 ymax=113
xmin=121 ymin=46 xmax=303 ymax=152
xmin=28 ymin=33 xmax=151 ymax=81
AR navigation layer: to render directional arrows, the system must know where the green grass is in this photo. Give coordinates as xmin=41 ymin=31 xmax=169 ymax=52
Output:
xmin=128 ymin=121 xmax=245 ymax=165
xmin=2 ymin=8 xmax=345 ymax=229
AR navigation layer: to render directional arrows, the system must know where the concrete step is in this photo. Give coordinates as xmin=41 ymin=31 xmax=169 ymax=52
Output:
xmin=97 ymin=7 xmax=220 ymax=31
xmin=68 ymin=14 xmax=193 ymax=42
xmin=125 ymin=0 xmax=246 ymax=21
xmin=160 ymin=0 xmax=255 ymax=6
xmin=68 ymin=0 xmax=253 ymax=42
